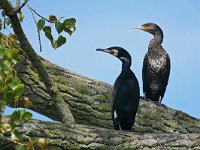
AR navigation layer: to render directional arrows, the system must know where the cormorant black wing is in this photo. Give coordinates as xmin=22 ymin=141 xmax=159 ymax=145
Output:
xmin=112 ymin=74 xmax=139 ymax=130
xmin=142 ymin=48 xmax=170 ymax=102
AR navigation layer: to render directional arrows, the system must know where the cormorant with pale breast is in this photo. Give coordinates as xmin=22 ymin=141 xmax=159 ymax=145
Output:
xmin=96 ymin=47 xmax=140 ymax=130
xmin=133 ymin=23 xmax=170 ymax=103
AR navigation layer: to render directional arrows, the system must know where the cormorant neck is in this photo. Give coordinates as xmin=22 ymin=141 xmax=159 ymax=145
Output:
xmin=121 ymin=61 xmax=131 ymax=74
xmin=149 ymin=29 xmax=163 ymax=47
xmin=155 ymin=30 xmax=163 ymax=44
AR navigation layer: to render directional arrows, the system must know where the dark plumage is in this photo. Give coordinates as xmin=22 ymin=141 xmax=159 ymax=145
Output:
xmin=96 ymin=47 xmax=140 ymax=130
xmin=133 ymin=23 xmax=170 ymax=103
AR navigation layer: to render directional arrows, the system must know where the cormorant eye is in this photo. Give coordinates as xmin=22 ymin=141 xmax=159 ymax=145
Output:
xmin=143 ymin=24 xmax=148 ymax=27
xmin=110 ymin=49 xmax=118 ymax=56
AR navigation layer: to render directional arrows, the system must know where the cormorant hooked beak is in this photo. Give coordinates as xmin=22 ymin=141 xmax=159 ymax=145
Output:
xmin=96 ymin=48 xmax=118 ymax=56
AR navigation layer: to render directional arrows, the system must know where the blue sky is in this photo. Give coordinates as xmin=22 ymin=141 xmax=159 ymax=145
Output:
xmin=5 ymin=0 xmax=200 ymax=120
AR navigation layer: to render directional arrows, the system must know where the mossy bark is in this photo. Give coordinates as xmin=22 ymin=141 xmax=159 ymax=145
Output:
xmin=13 ymin=51 xmax=200 ymax=134
xmin=1 ymin=116 xmax=200 ymax=150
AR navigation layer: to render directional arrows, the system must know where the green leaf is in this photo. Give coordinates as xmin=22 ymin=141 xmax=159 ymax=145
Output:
xmin=43 ymin=26 xmax=51 ymax=33
xmin=0 ymin=48 xmax=6 ymax=59
xmin=19 ymin=12 xmax=24 ymax=22
xmin=5 ymin=18 xmax=11 ymax=26
xmin=6 ymin=77 xmax=21 ymax=91
xmin=63 ymin=18 xmax=76 ymax=36
xmin=10 ymin=109 xmax=25 ymax=126
xmin=43 ymin=26 xmax=54 ymax=44
xmin=14 ymin=83 xmax=24 ymax=96
xmin=63 ymin=18 xmax=76 ymax=26
xmin=45 ymin=32 xmax=53 ymax=44
xmin=1 ymin=10 xmax=6 ymax=17
xmin=0 ymin=100 xmax=6 ymax=112
xmin=53 ymin=35 xmax=66 ymax=49
xmin=2 ymin=60 xmax=12 ymax=74
xmin=55 ymin=22 xmax=64 ymax=34
xmin=10 ymin=110 xmax=32 ymax=125
xmin=37 ymin=19 xmax=45 ymax=31
xmin=15 ymin=145 xmax=27 ymax=150
xmin=5 ymin=49 xmax=18 ymax=61
xmin=4 ymin=91 xmax=14 ymax=104
xmin=11 ymin=130 xmax=23 ymax=142
xmin=3 ymin=60 xmax=12 ymax=68
xmin=10 ymin=112 xmax=20 ymax=126
xmin=1 ymin=122 xmax=12 ymax=132
xmin=22 ymin=111 xmax=32 ymax=121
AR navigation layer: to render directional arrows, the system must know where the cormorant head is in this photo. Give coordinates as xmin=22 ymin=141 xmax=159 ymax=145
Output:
xmin=96 ymin=46 xmax=132 ymax=66
xmin=132 ymin=23 xmax=163 ymax=36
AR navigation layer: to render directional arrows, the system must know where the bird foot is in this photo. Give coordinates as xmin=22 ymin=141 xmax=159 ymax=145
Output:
xmin=140 ymin=96 xmax=167 ymax=108
xmin=155 ymin=102 xmax=167 ymax=109
xmin=142 ymin=96 xmax=152 ymax=102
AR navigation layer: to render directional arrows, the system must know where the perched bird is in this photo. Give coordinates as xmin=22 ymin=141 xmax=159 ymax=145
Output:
xmin=133 ymin=23 xmax=170 ymax=103
xmin=96 ymin=47 xmax=140 ymax=130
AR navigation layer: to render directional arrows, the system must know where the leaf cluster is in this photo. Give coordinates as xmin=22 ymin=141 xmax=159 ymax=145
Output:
xmin=0 ymin=7 xmax=24 ymax=31
xmin=0 ymin=35 xmax=23 ymax=110
xmin=0 ymin=1 xmax=76 ymax=148
xmin=37 ymin=16 xmax=76 ymax=49
xmin=0 ymin=33 xmax=49 ymax=150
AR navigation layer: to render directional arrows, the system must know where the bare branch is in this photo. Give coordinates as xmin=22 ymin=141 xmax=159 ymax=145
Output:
xmin=27 ymin=4 xmax=42 ymax=52
xmin=13 ymin=0 xmax=29 ymax=14
xmin=26 ymin=4 xmax=50 ymax=23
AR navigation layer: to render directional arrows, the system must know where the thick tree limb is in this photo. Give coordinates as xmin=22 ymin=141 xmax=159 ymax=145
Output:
xmin=1 ymin=116 xmax=200 ymax=149
xmin=0 ymin=0 xmax=75 ymax=126
xmin=13 ymin=50 xmax=200 ymax=134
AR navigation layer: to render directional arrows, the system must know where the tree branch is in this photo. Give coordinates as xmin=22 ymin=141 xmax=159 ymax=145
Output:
xmin=1 ymin=116 xmax=200 ymax=149
xmin=13 ymin=0 xmax=29 ymax=14
xmin=12 ymin=50 xmax=200 ymax=133
xmin=26 ymin=4 xmax=42 ymax=52
xmin=0 ymin=0 xmax=75 ymax=126
xmin=26 ymin=4 xmax=50 ymax=23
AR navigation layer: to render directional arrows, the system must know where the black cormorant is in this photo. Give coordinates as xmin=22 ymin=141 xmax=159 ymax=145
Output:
xmin=133 ymin=23 xmax=170 ymax=103
xmin=96 ymin=47 xmax=140 ymax=130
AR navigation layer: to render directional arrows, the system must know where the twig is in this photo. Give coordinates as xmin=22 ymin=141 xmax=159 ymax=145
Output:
xmin=27 ymin=4 xmax=42 ymax=52
xmin=26 ymin=4 xmax=50 ymax=23
xmin=13 ymin=0 xmax=29 ymax=14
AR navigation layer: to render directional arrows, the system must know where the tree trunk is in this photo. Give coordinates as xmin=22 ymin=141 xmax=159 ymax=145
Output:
xmin=1 ymin=116 xmax=200 ymax=150
xmin=13 ymin=50 xmax=200 ymax=134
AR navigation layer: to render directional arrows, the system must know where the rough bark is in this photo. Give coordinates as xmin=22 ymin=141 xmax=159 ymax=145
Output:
xmin=13 ymin=51 xmax=200 ymax=134
xmin=1 ymin=116 xmax=200 ymax=150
